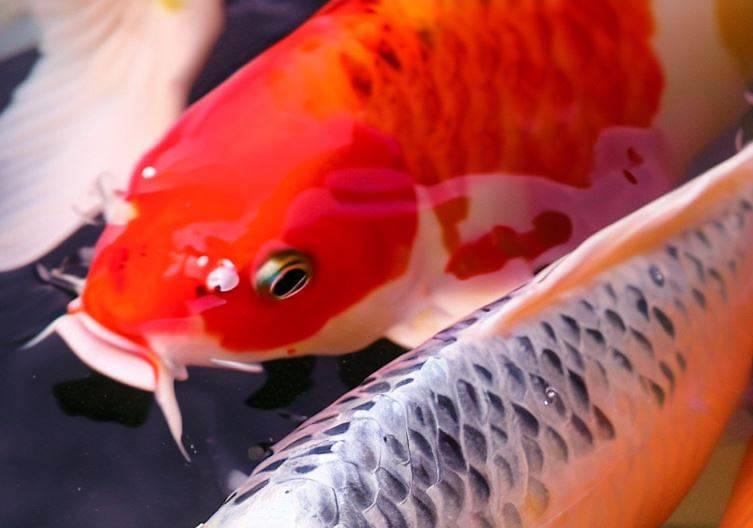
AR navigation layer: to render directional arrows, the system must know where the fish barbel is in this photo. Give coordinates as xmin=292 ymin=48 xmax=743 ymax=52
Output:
xmin=202 ymin=141 xmax=753 ymax=526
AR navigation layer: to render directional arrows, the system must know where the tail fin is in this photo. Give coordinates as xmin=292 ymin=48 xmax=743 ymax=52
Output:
xmin=0 ymin=0 xmax=223 ymax=271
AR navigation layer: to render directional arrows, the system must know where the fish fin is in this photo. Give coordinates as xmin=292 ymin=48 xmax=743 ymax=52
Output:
xmin=210 ymin=358 xmax=264 ymax=374
xmin=0 ymin=0 xmax=223 ymax=271
xmin=154 ymin=363 xmax=190 ymax=461
xmin=719 ymin=438 xmax=753 ymax=527
xmin=385 ymin=303 xmax=457 ymax=348
xmin=55 ymin=312 xmax=157 ymax=392
xmin=425 ymin=127 xmax=673 ymax=318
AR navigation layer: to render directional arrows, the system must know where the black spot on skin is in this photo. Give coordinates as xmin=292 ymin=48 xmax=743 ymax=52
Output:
xmin=541 ymin=321 xmax=557 ymax=341
xmin=409 ymin=429 xmax=435 ymax=459
xmin=436 ymin=394 xmax=459 ymax=425
xmin=457 ymin=380 xmax=481 ymax=419
xmin=560 ymin=314 xmax=581 ymax=341
xmin=570 ymin=415 xmax=594 ymax=449
xmin=641 ymin=377 xmax=666 ymax=407
xmin=513 ymin=404 xmax=540 ymax=437
xmin=504 ymin=362 xmax=527 ymax=398
xmin=684 ymin=251 xmax=706 ymax=282
xmin=353 ymin=401 xmax=376 ymax=411
xmin=469 ymin=467 xmax=491 ymax=503
xmin=413 ymin=492 xmax=438 ymax=528
xmin=491 ymin=425 xmax=508 ymax=445
xmin=463 ymin=425 xmax=488 ymax=462
xmin=659 ymin=361 xmax=675 ymax=393
xmin=695 ymin=228 xmax=712 ymax=248
xmin=304 ymin=444 xmax=334 ymax=456
xmin=666 ymin=245 xmax=679 ymax=259
xmin=568 ymin=370 xmax=590 ymax=409
xmin=692 ymin=288 xmax=707 ymax=310
xmin=630 ymin=328 xmax=654 ymax=356
xmin=514 ymin=336 xmax=537 ymax=364
xmin=676 ymin=352 xmax=687 ymax=372
xmin=257 ymin=458 xmax=286 ymax=473
xmin=324 ymin=422 xmax=351 ymax=436
xmin=541 ymin=348 xmax=564 ymax=375
xmin=376 ymin=467 xmax=409 ymax=502
xmin=363 ymin=381 xmax=391 ymax=394
xmin=377 ymin=494 xmax=409 ymax=528
xmin=474 ymin=364 xmax=493 ymax=382
xmin=545 ymin=427 xmax=569 ymax=462
xmin=652 ymin=307 xmax=675 ymax=337
xmin=592 ymin=406 xmax=616 ymax=440
xmin=438 ymin=430 xmax=466 ymax=471
xmin=604 ymin=283 xmax=618 ymax=302
xmin=584 ymin=328 xmax=606 ymax=349
xmin=295 ymin=464 xmax=317 ymax=474
xmin=565 ymin=341 xmax=586 ymax=371
xmin=708 ymin=268 xmax=728 ymax=300
xmin=604 ymin=309 xmax=626 ymax=332
xmin=377 ymin=40 xmax=402 ymax=70
xmin=234 ymin=479 xmax=269 ymax=504
xmin=486 ymin=391 xmax=505 ymax=417
xmin=611 ymin=348 xmax=634 ymax=373
xmin=394 ymin=378 xmax=414 ymax=389
xmin=626 ymin=285 xmax=649 ymax=320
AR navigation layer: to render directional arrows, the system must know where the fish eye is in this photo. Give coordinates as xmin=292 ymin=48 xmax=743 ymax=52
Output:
xmin=255 ymin=250 xmax=312 ymax=300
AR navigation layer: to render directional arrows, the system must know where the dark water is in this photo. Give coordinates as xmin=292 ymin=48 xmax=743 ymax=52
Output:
xmin=0 ymin=2 xmax=405 ymax=527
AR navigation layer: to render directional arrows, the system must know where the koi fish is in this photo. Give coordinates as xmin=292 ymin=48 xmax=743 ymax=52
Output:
xmin=49 ymin=0 xmax=753 ymax=455
xmin=0 ymin=0 xmax=223 ymax=269
xmin=200 ymin=140 xmax=753 ymax=527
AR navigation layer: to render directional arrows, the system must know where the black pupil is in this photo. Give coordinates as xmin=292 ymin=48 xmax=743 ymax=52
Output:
xmin=272 ymin=267 xmax=308 ymax=298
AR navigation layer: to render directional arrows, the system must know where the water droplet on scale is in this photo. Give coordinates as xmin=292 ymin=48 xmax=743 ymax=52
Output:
xmin=544 ymin=387 xmax=559 ymax=406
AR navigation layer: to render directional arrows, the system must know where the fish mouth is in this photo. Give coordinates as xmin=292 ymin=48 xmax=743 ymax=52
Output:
xmin=56 ymin=308 xmax=190 ymax=459
xmin=56 ymin=310 xmax=158 ymax=392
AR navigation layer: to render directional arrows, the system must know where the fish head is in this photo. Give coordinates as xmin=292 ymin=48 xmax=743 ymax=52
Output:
xmin=64 ymin=107 xmax=419 ymax=379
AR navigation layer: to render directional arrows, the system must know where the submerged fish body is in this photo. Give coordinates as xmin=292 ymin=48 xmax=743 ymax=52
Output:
xmin=203 ymin=145 xmax=753 ymax=527
xmin=50 ymin=0 xmax=753 ymax=449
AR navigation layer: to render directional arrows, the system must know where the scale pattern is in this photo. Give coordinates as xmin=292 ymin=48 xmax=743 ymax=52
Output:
xmin=207 ymin=185 xmax=753 ymax=527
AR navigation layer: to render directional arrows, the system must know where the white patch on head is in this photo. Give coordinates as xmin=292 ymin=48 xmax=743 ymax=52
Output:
xmin=206 ymin=259 xmax=240 ymax=292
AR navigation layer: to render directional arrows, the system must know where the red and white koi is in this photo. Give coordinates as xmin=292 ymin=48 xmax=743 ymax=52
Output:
xmin=34 ymin=0 xmax=753 ymax=454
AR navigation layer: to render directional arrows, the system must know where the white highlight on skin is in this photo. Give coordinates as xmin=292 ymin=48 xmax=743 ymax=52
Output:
xmin=206 ymin=259 xmax=240 ymax=292
xmin=197 ymin=255 xmax=209 ymax=267
xmin=141 ymin=166 xmax=157 ymax=179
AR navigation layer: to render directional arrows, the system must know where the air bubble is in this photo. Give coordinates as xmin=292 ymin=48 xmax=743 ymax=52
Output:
xmin=649 ymin=266 xmax=665 ymax=286
xmin=544 ymin=387 xmax=559 ymax=406
xmin=141 ymin=166 xmax=157 ymax=179
xmin=206 ymin=260 xmax=240 ymax=292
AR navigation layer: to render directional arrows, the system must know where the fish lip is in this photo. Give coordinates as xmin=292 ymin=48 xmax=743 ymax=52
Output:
xmin=56 ymin=310 xmax=158 ymax=392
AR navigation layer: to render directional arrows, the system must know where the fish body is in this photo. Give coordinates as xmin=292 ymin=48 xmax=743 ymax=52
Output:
xmin=202 ymin=143 xmax=753 ymax=527
xmin=51 ymin=0 xmax=753 ymax=449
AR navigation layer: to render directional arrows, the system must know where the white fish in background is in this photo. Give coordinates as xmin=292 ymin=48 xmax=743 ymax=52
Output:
xmin=0 ymin=0 xmax=223 ymax=271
